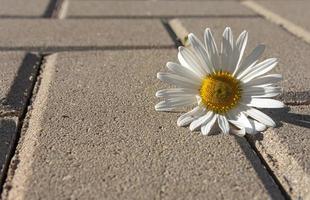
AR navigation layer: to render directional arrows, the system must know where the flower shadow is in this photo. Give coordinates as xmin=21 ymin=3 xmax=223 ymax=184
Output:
xmin=251 ymin=106 xmax=310 ymax=142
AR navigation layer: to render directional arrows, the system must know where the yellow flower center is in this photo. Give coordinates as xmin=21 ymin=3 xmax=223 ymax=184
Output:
xmin=200 ymin=71 xmax=242 ymax=114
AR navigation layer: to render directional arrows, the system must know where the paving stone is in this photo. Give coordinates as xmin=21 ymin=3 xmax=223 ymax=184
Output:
xmin=0 ymin=52 xmax=41 ymax=115
xmin=180 ymin=18 xmax=310 ymax=198
xmin=180 ymin=17 xmax=310 ymax=103
xmin=0 ymin=19 xmax=174 ymax=51
xmin=3 ymin=51 xmax=283 ymax=200
xmin=66 ymin=1 xmax=256 ymax=18
xmin=0 ymin=117 xmax=18 ymax=181
xmin=0 ymin=0 xmax=51 ymax=17
xmin=257 ymin=0 xmax=310 ymax=31
xmin=249 ymin=105 xmax=310 ymax=199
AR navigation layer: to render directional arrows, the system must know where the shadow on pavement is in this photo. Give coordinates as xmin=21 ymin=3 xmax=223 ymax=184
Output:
xmin=0 ymin=119 xmax=17 ymax=181
xmin=0 ymin=53 xmax=40 ymax=114
xmin=235 ymin=136 xmax=287 ymax=200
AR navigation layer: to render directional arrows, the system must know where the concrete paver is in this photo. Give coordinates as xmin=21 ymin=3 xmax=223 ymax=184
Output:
xmin=0 ymin=0 xmax=51 ymax=17
xmin=66 ymin=1 xmax=256 ymax=18
xmin=180 ymin=17 xmax=310 ymax=198
xmin=3 ymin=51 xmax=283 ymax=200
xmin=256 ymin=0 xmax=310 ymax=32
xmin=0 ymin=52 xmax=41 ymax=115
xmin=180 ymin=17 xmax=310 ymax=103
xmin=0 ymin=19 xmax=174 ymax=51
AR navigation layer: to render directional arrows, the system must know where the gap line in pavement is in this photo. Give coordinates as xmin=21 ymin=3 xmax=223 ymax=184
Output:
xmin=242 ymin=0 xmax=310 ymax=44
xmin=166 ymin=18 xmax=291 ymax=200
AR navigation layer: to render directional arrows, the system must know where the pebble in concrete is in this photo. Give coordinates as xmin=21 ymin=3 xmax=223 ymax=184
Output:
xmin=4 ymin=50 xmax=283 ymax=200
xmin=180 ymin=17 xmax=310 ymax=199
xmin=66 ymin=1 xmax=256 ymax=18
xmin=0 ymin=19 xmax=174 ymax=51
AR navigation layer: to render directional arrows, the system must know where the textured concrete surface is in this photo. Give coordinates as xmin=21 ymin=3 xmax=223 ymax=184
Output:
xmin=249 ymin=105 xmax=310 ymax=199
xmin=0 ymin=0 xmax=51 ymax=17
xmin=0 ymin=52 xmax=41 ymax=115
xmin=257 ymin=0 xmax=310 ymax=31
xmin=0 ymin=19 xmax=174 ymax=51
xmin=0 ymin=117 xmax=18 ymax=181
xmin=66 ymin=1 xmax=256 ymax=17
xmin=180 ymin=18 xmax=310 ymax=198
xmin=180 ymin=17 xmax=310 ymax=104
xmin=3 ymin=51 xmax=283 ymax=200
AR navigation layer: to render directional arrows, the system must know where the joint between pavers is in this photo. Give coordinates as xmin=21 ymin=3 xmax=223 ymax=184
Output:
xmin=245 ymin=135 xmax=292 ymax=200
xmin=0 ymin=54 xmax=49 ymax=197
xmin=67 ymin=15 xmax=261 ymax=20
xmin=167 ymin=17 xmax=292 ymax=200
xmin=242 ymin=0 xmax=310 ymax=45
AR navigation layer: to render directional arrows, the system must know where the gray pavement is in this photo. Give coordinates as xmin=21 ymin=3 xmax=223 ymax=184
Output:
xmin=3 ymin=51 xmax=282 ymax=200
xmin=0 ymin=0 xmax=51 ymax=17
xmin=257 ymin=0 xmax=310 ymax=31
xmin=0 ymin=52 xmax=40 ymax=115
xmin=66 ymin=1 xmax=256 ymax=17
xmin=0 ymin=0 xmax=309 ymax=200
xmin=0 ymin=19 xmax=174 ymax=51
xmin=180 ymin=17 xmax=310 ymax=200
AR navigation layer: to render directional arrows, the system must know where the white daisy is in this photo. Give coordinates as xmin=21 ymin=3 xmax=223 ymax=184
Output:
xmin=155 ymin=27 xmax=284 ymax=136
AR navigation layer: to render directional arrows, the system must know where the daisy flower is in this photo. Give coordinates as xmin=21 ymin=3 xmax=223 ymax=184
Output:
xmin=155 ymin=27 xmax=284 ymax=136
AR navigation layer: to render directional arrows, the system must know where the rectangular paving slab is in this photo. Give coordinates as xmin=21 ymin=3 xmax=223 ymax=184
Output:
xmin=66 ymin=1 xmax=256 ymax=18
xmin=256 ymin=0 xmax=310 ymax=31
xmin=0 ymin=0 xmax=51 ymax=17
xmin=0 ymin=19 xmax=174 ymax=51
xmin=3 ymin=50 xmax=283 ymax=200
xmin=180 ymin=17 xmax=310 ymax=199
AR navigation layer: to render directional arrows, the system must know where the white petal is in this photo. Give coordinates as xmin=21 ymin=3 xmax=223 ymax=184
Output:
xmin=243 ymin=86 xmax=282 ymax=98
xmin=235 ymin=44 xmax=265 ymax=76
xmin=228 ymin=110 xmax=255 ymax=134
xmin=244 ymin=107 xmax=276 ymax=127
xmin=166 ymin=62 xmax=202 ymax=82
xmin=156 ymin=88 xmax=198 ymax=98
xmin=177 ymin=106 xmax=206 ymax=127
xmin=189 ymin=111 xmax=213 ymax=131
xmin=241 ymin=58 xmax=278 ymax=83
xmin=218 ymin=115 xmax=230 ymax=134
xmin=201 ymin=114 xmax=218 ymax=135
xmin=188 ymin=33 xmax=213 ymax=74
xmin=157 ymin=72 xmax=200 ymax=89
xmin=221 ymin=27 xmax=234 ymax=72
xmin=178 ymin=46 xmax=206 ymax=77
xmin=204 ymin=28 xmax=219 ymax=70
xmin=233 ymin=31 xmax=248 ymax=73
xmin=230 ymin=127 xmax=246 ymax=137
xmin=247 ymin=98 xmax=285 ymax=108
xmin=236 ymin=60 xmax=258 ymax=80
xmin=249 ymin=119 xmax=267 ymax=133
xmin=245 ymin=74 xmax=282 ymax=87
xmin=155 ymin=97 xmax=197 ymax=111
